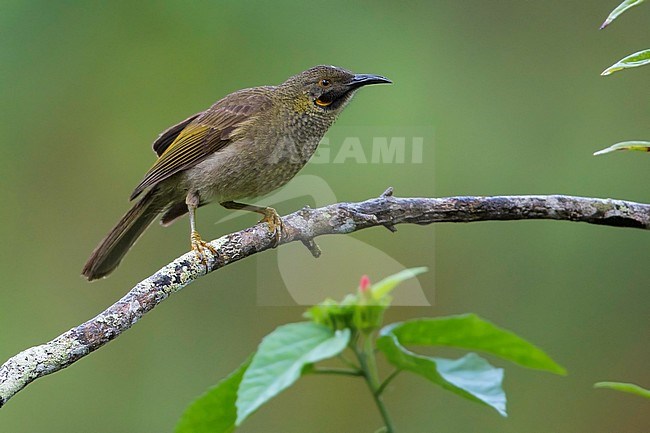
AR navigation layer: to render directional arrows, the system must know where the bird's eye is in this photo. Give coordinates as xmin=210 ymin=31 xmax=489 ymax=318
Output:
xmin=319 ymin=79 xmax=331 ymax=87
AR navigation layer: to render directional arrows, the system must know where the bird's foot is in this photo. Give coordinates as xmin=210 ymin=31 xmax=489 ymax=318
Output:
xmin=190 ymin=231 xmax=218 ymax=269
xmin=258 ymin=207 xmax=285 ymax=246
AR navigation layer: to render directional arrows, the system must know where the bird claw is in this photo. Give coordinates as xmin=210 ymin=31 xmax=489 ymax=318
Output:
xmin=191 ymin=231 xmax=218 ymax=269
xmin=258 ymin=208 xmax=284 ymax=246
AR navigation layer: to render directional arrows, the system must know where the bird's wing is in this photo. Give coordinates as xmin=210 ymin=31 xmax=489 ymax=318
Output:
xmin=151 ymin=112 xmax=202 ymax=157
xmin=130 ymin=90 xmax=273 ymax=200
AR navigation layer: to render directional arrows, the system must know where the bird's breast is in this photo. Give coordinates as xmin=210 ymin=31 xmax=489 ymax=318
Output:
xmin=185 ymin=117 xmax=331 ymax=203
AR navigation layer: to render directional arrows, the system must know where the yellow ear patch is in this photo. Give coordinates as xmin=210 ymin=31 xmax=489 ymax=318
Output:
xmin=315 ymin=98 xmax=332 ymax=107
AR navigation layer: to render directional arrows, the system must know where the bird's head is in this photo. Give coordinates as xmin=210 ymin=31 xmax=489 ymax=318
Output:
xmin=279 ymin=65 xmax=391 ymax=115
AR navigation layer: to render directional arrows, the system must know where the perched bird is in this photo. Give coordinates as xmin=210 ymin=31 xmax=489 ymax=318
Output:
xmin=82 ymin=65 xmax=391 ymax=280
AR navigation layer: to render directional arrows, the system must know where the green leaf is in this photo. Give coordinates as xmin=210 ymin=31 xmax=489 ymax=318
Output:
xmin=379 ymin=314 xmax=565 ymax=375
xmin=595 ymin=381 xmax=650 ymax=399
xmin=600 ymin=0 xmax=645 ymax=29
xmin=435 ymin=354 xmax=506 ymax=416
xmin=377 ymin=332 xmax=506 ymax=416
xmin=175 ymin=359 xmax=250 ymax=433
xmin=236 ymin=323 xmax=350 ymax=425
xmin=371 ymin=267 xmax=428 ymax=300
xmin=593 ymin=141 xmax=650 ymax=155
xmin=602 ymin=49 xmax=650 ymax=75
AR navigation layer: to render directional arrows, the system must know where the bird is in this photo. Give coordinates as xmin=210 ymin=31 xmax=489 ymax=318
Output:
xmin=82 ymin=65 xmax=391 ymax=280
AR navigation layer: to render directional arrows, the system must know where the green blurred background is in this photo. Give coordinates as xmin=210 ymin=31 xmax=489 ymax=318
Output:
xmin=1 ymin=1 xmax=649 ymax=432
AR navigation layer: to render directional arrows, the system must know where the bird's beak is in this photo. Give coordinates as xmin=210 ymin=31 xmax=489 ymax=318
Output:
xmin=346 ymin=74 xmax=392 ymax=90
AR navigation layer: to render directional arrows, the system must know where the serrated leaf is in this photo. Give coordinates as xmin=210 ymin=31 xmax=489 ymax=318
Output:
xmin=602 ymin=49 xmax=650 ymax=75
xmin=595 ymin=381 xmax=650 ymax=399
xmin=379 ymin=314 xmax=565 ymax=374
xmin=175 ymin=359 xmax=250 ymax=433
xmin=600 ymin=0 xmax=645 ymax=29
xmin=593 ymin=141 xmax=650 ymax=155
xmin=236 ymin=323 xmax=350 ymax=425
xmin=377 ymin=333 xmax=506 ymax=416
xmin=371 ymin=267 xmax=428 ymax=300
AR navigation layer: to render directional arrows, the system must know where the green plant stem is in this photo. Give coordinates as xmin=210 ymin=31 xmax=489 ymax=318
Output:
xmin=362 ymin=335 xmax=380 ymax=388
xmin=377 ymin=369 xmax=401 ymax=396
xmin=355 ymin=334 xmax=396 ymax=433
xmin=338 ymin=353 xmax=360 ymax=370
xmin=310 ymin=367 xmax=363 ymax=376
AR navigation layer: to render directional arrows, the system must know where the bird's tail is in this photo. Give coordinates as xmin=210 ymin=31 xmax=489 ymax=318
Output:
xmin=82 ymin=190 xmax=162 ymax=280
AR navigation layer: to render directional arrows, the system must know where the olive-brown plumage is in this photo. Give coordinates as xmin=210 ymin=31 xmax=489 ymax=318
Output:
xmin=82 ymin=65 xmax=391 ymax=280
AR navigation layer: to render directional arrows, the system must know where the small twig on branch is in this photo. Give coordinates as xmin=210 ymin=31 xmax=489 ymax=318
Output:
xmin=1 ymin=192 xmax=649 ymax=407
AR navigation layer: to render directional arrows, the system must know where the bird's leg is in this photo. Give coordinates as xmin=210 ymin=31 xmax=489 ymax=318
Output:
xmin=187 ymin=192 xmax=218 ymax=268
xmin=220 ymin=201 xmax=284 ymax=246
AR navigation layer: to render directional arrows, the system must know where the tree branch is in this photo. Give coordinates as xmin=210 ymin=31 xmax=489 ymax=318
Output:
xmin=1 ymin=192 xmax=649 ymax=407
